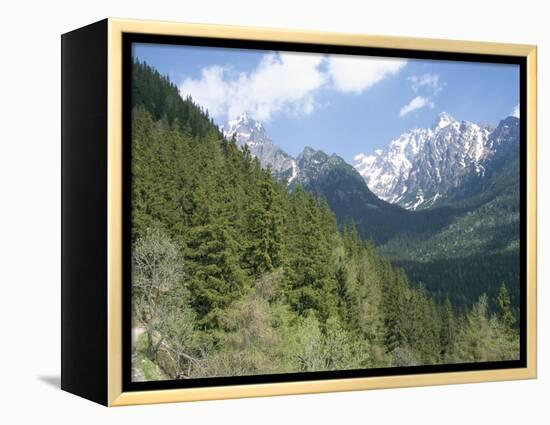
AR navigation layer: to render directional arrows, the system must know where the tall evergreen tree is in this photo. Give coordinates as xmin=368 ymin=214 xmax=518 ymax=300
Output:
xmin=497 ymin=283 xmax=516 ymax=331
xmin=245 ymin=169 xmax=285 ymax=276
xmin=440 ymin=297 xmax=456 ymax=360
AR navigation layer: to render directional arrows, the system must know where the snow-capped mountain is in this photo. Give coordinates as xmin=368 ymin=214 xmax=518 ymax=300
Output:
xmin=221 ymin=114 xmax=369 ymax=191
xmin=221 ymin=113 xmax=298 ymax=182
xmin=220 ymin=113 xmax=359 ymax=188
xmin=485 ymin=115 xmax=520 ymax=164
xmin=353 ymin=112 xmax=518 ymax=210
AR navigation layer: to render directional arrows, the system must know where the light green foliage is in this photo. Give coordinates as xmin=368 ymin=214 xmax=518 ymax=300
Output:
xmin=497 ymin=283 xmax=516 ymax=332
xmin=134 ymin=332 xmax=168 ymax=381
xmin=157 ymin=301 xmax=199 ymax=378
xmin=440 ymin=298 xmax=456 ymax=361
xmin=132 ymin=227 xmax=185 ymax=358
xmin=290 ymin=313 xmax=325 ymax=371
xmin=453 ymin=294 xmax=519 ymax=363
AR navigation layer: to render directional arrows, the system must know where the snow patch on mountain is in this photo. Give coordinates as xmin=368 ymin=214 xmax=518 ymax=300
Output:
xmin=353 ymin=112 xmax=507 ymax=210
xmin=288 ymin=161 xmax=299 ymax=184
xmin=221 ymin=112 xmax=297 ymax=181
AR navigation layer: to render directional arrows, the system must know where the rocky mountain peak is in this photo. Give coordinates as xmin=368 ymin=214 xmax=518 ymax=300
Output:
xmin=433 ymin=112 xmax=457 ymax=130
xmin=297 ymin=146 xmax=329 ymax=164
xmin=221 ymin=113 xmax=297 ymax=182
xmin=353 ymin=112 xmax=517 ymax=210
xmin=221 ymin=112 xmax=267 ymax=146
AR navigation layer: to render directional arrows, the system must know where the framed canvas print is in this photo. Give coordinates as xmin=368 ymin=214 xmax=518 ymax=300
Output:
xmin=61 ymin=18 xmax=537 ymax=406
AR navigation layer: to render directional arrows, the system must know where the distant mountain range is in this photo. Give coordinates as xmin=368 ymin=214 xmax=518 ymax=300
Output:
xmin=220 ymin=112 xmax=519 ymax=236
xmin=222 ymin=113 xmax=412 ymax=243
xmin=221 ymin=113 xmax=377 ymax=190
xmin=353 ymin=112 xmax=519 ymax=210
xmin=219 ymin=111 xmax=521 ymax=308
xmin=221 ymin=112 xmax=519 ymax=215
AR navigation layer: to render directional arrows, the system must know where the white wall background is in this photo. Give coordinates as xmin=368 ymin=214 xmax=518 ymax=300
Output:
xmin=0 ymin=0 xmax=546 ymax=422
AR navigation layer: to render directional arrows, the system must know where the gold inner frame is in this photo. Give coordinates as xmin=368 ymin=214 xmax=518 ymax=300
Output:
xmin=106 ymin=17 xmax=537 ymax=406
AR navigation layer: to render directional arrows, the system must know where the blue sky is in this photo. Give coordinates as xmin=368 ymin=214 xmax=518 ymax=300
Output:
xmin=133 ymin=43 xmax=519 ymax=163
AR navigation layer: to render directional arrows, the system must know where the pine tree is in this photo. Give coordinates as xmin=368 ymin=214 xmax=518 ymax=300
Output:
xmin=456 ymin=294 xmax=492 ymax=362
xmin=284 ymin=188 xmax=337 ymax=321
xmin=440 ymin=297 xmax=456 ymax=361
xmin=245 ymin=169 xmax=285 ymax=276
xmin=186 ymin=222 xmax=248 ymax=330
xmin=497 ymin=283 xmax=515 ymax=331
xmin=381 ymin=264 xmax=408 ymax=354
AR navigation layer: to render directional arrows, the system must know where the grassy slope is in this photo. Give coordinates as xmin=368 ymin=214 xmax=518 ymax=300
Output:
xmin=133 ymin=332 xmax=168 ymax=382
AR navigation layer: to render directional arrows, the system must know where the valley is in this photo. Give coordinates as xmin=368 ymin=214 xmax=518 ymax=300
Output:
xmin=222 ymin=110 xmax=521 ymax=310
xmin=129 ymin=58 xmax=521 ymax=381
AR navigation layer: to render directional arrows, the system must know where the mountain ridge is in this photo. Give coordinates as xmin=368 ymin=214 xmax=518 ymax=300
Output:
xmin=219 ymin=111 xmax=520 ymax=254
xmin=354 ymin=112 xmax=519 ymax=210
xmin=221 ymin=113 xmax=412 ymax=243
xmin=220 ymin=114 xmax=521 ymax=309
xmin=220 ymin=112 xmax=298 ymax=182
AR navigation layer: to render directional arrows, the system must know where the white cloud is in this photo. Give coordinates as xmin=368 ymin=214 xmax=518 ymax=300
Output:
xmin=327 ymin=55 xmax=407 ymax=94
xmin=179 ymin=66 xmax=230 ymax=117
xmin=510 ymin=104 xmax=520 ymax=118
xmin=399 ymin=73 xmax=444 ymax=118
xmin=408 ymin=73 xmax=444 ymax=94
xmin=180 ymin=52 xmax=326 ymax=122
xmin=179 ymin=52 xmax=407 ymax=121
xmin=399 ymin=96 xmax=434 ymax=117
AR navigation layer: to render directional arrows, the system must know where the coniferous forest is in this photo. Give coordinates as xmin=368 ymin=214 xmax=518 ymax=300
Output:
xmin=130 ymin=60 xmax=520 ymax=382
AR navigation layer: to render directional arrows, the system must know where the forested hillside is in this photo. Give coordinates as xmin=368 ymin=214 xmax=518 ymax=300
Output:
xmin=130 ymin=60 xmax=519 ymax=381
xmin=381 ymin=151 xmax=520 ymax=311
xmin=282 ymin=141 xmax=520 ymax=312
xmin=219 ymin=109 xmax=521 ymax=313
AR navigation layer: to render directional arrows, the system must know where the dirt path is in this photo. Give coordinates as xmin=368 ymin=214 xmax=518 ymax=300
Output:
xmin=132 ymin=326 xmax=145 ymax=346
xmin=131 ymin=326 xmax=146 ymax=382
